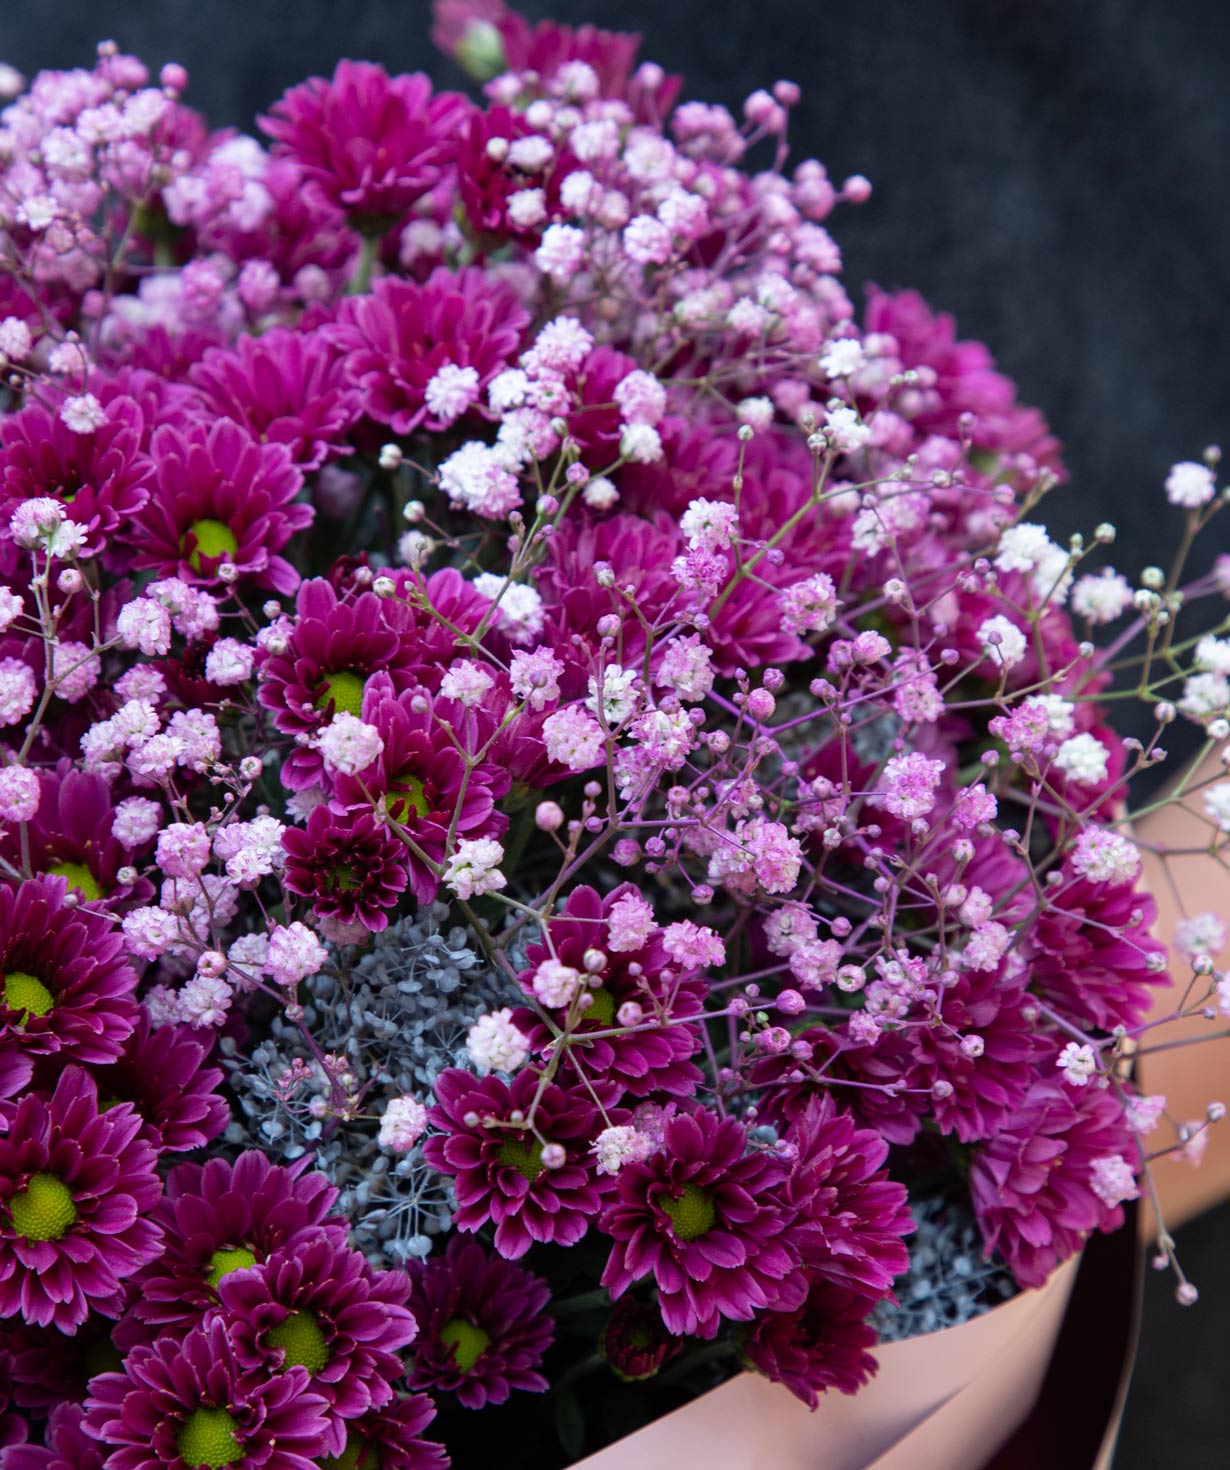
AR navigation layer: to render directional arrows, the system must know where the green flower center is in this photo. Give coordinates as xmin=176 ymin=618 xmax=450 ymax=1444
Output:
xmin=46 ymin=859 xmax=102 ymax=902
xmin=315 ymin=669 xmax=367 ymax=719
xmin=440 ymin=1317 xmax=491 ymax=1374
xmin=177 ymin=1407 xmax=243 ymax=1468
xmin=330 ymin=864 xmax=363 ymax=894
xmin=388 ymin=773 xmax=429 ymax=823
xmin=661 ymin=1183 xmax=716 ymax=1242
xmin=205 ymin=1245 xmax=257 ymax=1289
xmin=496 ymin=1135 xmax=545 ymax=1183
xmin=319 ymin=1434 xmax=378 ymax=1470
xmin=583 ymin=985 xmax=615 ymax=1024
xmin=268 ymin=1310 xmax=330 ymax=1375
xmin=3 ymin=970 xmax=54 ymax=1020
xmin=9 ymin=1173 xmax=77 ymax=1242
xmin=186 ymin=518 xmax=238 ymax=572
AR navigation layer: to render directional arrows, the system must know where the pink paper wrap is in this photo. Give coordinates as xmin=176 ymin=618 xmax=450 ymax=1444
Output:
xmin=574 ymin=1255 xmax=1078 ymax=1470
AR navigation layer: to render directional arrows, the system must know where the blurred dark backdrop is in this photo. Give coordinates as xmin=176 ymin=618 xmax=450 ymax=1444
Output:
xmin=1 ymin=1 xmax=1227 ymax=1464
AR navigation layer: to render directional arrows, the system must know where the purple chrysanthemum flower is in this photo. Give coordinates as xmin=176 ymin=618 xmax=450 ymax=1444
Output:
xmin=79 ymin=1009 xmax=229 ymax=1155
xmin=282 ymin=804 xmax=409 ymax=933
xmin=333 ymin=690 xmax=509 ymax=905
xmin=1 ymin=1401 xmax=104 ymax=1470
xmin=114 ymin=1152 xmax=345 ymax=1348
xmin=261 ymin=62 xmax=467 ymax=225
xmin=257 ymin=579 xmax=425 ymax=792
xmin=0 ymin=1068 xmax=162 ymax=1331
xmin=311 ymin=1395 xmax=449 ymax=1470
xmin=331 ymin=268 xmax=529 ymax=435
xmin=971 ymin=1078 xmax=1137 ymax=1289
xmin=0 ymin=394 xmax=153 ymax=558
xmin=130 ymin=419 xmax=311 ymax=595
xmin=780 ymin=1098 xmax=912 ymax=1299
xmin=189 ymin=327 xmax=363 ymax=472
xmin=0 ymin=766 xmax=150 ymax=911
xmin=84 ymin=1317 xmax=331 ymax=1470
xmin=513 ymin=884 xmax=706 ymax=1098
xmin=600 ymin=1108 xmax=804 ymax=1339
xmin=1028 ymin=866 xmax=1169 ymax=1031
xmin=0 ymin=875 xmax=140 ymax=1101
xmin=406 ymin=1237 xmax=553 ymax=1410
xmin=218 ymin=1232 xmax=418 ymax=1454
xmin=744 ymin=1278 xmax=880 ymax=1407
xmin=424 ymin=1068 xmax=605 ymax=1260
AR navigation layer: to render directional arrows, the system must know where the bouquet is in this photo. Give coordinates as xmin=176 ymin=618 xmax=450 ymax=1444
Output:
xmin=0 ymin=4 xmax=1226 ymax=1465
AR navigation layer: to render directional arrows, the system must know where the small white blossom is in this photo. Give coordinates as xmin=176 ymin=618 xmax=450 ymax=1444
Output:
xmin=1165 ymin=460 xmax=1216 ymax=508
xmin=318 ymin=712 xmax=384 ymax=777
xmin=1054 ymin=732 xmax=1110 ymax=787
xmin=978 ymin=614 xmax=1027 ymax=670
xmin=466 ymin=1008 xmax=530 ymax=1074
xmin=378 ymin=1095 xmax=429 ymax=1153
xmin=1057 ymin=1040 xmax=1099 ymax=1086
xmin=444 ymin=837 xmax=507 ymax=900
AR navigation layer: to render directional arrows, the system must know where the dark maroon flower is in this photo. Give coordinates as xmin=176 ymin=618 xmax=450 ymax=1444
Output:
xmin=406 ymin=1237 xmax=553 ymax=1409
xmin=1 ymin=1401 xmax=104 ymax=1470
xmin=84 ymin=1317 xmax=331 ymax=1470
xmin=5 ymin=1314 xmax=124 ymax=1413
xmin=80 ymin=1009 xmax=229 ymax=1155
xmin=600 ymin=1108 xmax=804 ymax=1338
xmin=1028 ymin=865 xmax=1168 ymax=1031
xmin=0 ymin=1068 xmax=162 ymax=1331
xmin=261 ymin=62 xmax=467 ymax=225
xmin=131 ymin=418 xmax=311 ymax=594
xmin=331 ymin=268 xmax=529 ymax=435
xmin=424 ymin=1067 xmax=605 ymax=1259
xmin=782 ymin=1097 xmax=912 ymax=1299
xmin=513 ymin=884 xmax=705 ymax=1097
xmin=333 ymin=689 xmax=510 ymax=904
xmin=0 ymin=875 xmax=140 ymax=1101
xmin=0 ymin=766 xmax=149 ymax=911
xmin=0 ymin=1345 xmax=24 ymax=1450
xmin=312 ymin=1396 xmax=449 ymax=1470
xmin=0 ymin=395 xmax=153 ymax=558
xmin=744 ymin=1278 xmax=880 ymax=1407
xmin=189 ymin=327 xmax=363 ymax=472
xmin=971 ymin=1078 xmax=1137 ymax=1289
xmin=217 ymin=1232 xmax=417 ymax=1454
xmin=282 ymin=804 xmax=409 ymax=933
xmin=599 ymin=1297 xmax=681 ymax=1382
xmin=114 ymin=1152 xmax=345 ymax=1348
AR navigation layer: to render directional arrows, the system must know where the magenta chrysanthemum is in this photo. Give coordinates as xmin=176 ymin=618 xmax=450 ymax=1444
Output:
xmin=84 ymin=1317 xmax=331 ymax=1470
xmin=331 ymin=268 xmax=529 ymax=435
xmin=600 ymin=1109 xmax=804 ymax=1338
xmin=971 ymin=1079 xmax=1138 ymax=1288
xmin=744 ymin=1278 xmax=880 ymax=1408
xmin=0 ymin=1068 xmax=162 ymax=1331
xmin=217 ymin=1232 xmax=418 ymax=1454
xmin=131 ymin=419 xmax=311 ymax=594
xmin=424 ymin=1067 xmax=605 ymax=1259
xmin=0 ymin=875 xmax=140 ymax=1100
xmin=332 ymin=690 xmax=510 ymax=904
xmin=189 ymin=327 xmax=363 ymax=472
xmin=312 ymin=1395 xmax=449 ymax=1470
xmin=406 ymin=1237 xmax=553 ymax=1409
xmin=261 ymin=61 xmax=467 ymax=223
xmin=114 ymin=1152 xmax=345 ymax=1347
xmin=1 ymin=1401 xmax=105 ymax=1470
xmin=80 ymin=1009 xmax=229 ymax=1155
xmin=0 ymin=395 xmax=153 ymax=557
xmin=281 ymin=804 xmax=409 ymax=932
xmin=514 ymin=884 xmax=706 ymax=1097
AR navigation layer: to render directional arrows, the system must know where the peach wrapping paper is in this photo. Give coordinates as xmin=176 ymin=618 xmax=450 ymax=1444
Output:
xmin=1134 ymin=754 xmax=1230 ymax=1231
xmin=573 ymin=1254 xmax=1078 ymax=1470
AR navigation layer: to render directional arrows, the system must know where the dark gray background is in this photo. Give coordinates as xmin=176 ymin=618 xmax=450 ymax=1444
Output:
xmin=1 ymin=1 xmax=1227 ymax=1463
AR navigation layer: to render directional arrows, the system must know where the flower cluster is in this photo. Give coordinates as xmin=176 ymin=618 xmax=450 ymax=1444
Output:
xmin=0 ymin=3 xmax=1226 ymax=1464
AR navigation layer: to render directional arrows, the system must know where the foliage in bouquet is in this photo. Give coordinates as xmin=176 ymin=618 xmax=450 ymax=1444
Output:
xmin=0 ymin=2 xmax=1227 ymax=1464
